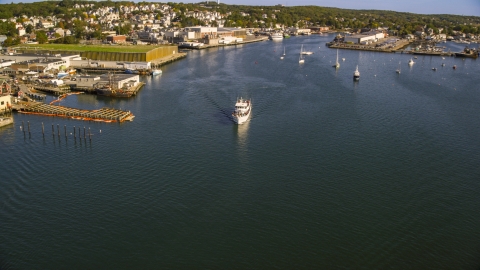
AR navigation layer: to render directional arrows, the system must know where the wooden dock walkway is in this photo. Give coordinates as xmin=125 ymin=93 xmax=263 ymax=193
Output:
xmin=18 ymin=103 xmax=134 ymax=122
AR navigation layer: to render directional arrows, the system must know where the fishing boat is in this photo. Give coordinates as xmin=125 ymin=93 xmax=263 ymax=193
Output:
xmin=151 ymin=69 xmax=162 ymax=76
xmin=455 ymin=46 xmax=479 ymax=58
xmin=333 ymin=49 xmax=340 ymax=68
xmin=353 ymin=65 xmax=360 ymax=81
xmin=299 ymin=45 xmax=305 ymax=64
xmin=95 ymin=73 xmax=134 ymax=98
xmin=408 ymin=58 xmax=415 ymax=66
xmin=232 ymin=98 xmax=251 ymax=124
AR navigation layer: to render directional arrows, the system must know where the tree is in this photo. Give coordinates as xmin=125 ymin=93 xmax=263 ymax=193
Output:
xmin=36 ymin=31 xmax=48 ymax=44
xmin=25 ymin=24 xmax=34 ymax=34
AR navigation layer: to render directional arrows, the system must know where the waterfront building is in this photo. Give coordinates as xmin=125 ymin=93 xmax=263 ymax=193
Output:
xmin=344 ymin=31 xmax=384 ymax=44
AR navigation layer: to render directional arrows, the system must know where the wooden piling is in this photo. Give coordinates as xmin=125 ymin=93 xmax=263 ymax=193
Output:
xmin=28 ymin=121 xmax=31 ymax=137
xmin=64 ymin=125 xmax=67 ymax=138
xmin=52 ymin=124 xmax=54 ymax=136
xmin=83 ymin=127 xmax=86 ymax=139
xmin=22 ymin=121 xmax=25 ymax=136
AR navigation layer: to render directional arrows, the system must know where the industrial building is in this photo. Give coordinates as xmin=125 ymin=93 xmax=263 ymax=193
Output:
xmin=344 ymin=31 xmax=385 ymax=44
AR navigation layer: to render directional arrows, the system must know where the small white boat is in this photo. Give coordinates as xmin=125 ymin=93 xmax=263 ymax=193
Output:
xmin=441 ymin=63 xmax=445 ymax=66
xmin=151 ymin=69 xmax=162 ymax=76
xmin=299 ymin=44 xmax=305 ymax=64
xmin=333 ymin=49 xmax=340 ymax=68
xmin=408 ymin=58 xmax=415 ymax=65
xmin=232 ymin=98 xmax=252 ymax=124
xmin=353 ymin=65 xmax=360 ymax=81
xmin=57 ymin=72 xmax=68 ymax=78
xmin=342 ymin=58 xmax=345 ymax=61
xmin=432 ymin=67 xmax=437 ymax=71
xmin=301 ymin=50 xmax=314 ymax=55
xmin=396 ymin=61 xmax=401 ymax=74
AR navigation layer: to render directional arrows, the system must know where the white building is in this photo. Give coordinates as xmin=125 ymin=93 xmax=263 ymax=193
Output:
xmin=344 ymin=31 xmax=385 ymax=44
xmin=0 ymin=94 xmax=11 ymax=111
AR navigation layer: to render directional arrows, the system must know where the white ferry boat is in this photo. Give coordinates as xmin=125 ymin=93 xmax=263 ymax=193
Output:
xmin=232 ymin=98 xmax=252 ymax=124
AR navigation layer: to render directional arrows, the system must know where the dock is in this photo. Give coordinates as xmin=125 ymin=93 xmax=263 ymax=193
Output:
xmin=17 ymin=103 xmax=134 ymax=122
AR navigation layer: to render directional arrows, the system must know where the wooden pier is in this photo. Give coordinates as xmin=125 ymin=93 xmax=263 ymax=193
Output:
xmin=17 ymin=103 xmax=134 ymax=122
xmin=32 ymin=85 xmax=71 ymax=95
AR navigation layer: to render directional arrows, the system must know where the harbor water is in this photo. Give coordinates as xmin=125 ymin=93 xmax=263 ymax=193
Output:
xmin=1 ymin=34 xmax=480 ymax=268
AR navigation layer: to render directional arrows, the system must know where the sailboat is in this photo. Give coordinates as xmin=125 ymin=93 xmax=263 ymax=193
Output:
xmin=280 ymin=46 xmax=285 ymax=59
xmin=396 ymin=61 xmax=401 ymax=74
xmin=353 ymin=65 xmax=360 ymax=81
xmin=333 ymin=49 xmax=340 ymax=68
xmin=299 ymin=45 xmax=305 ymax=64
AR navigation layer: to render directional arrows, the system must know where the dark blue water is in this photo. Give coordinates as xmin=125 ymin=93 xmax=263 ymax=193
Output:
xmin=1 ymin=35 xmax=480 ymax=269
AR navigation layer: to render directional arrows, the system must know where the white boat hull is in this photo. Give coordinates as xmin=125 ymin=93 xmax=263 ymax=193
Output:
xmin=151 ymin=69 xmax=162 ymax=76
xmin=233 ymin=112 xmax=250 ymax=124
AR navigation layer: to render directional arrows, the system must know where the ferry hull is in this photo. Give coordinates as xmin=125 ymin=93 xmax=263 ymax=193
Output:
xmin=233 ymin=112 xmax=250 ymax=124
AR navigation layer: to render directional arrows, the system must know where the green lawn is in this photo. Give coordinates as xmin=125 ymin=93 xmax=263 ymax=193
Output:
xmin=19 ymin=44 xmax=166 ymax=53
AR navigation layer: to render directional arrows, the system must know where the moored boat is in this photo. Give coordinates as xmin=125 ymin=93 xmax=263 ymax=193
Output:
xmin=270 ymin=32 xmax=283 ymax=41
xmin=95 ymin=85 xmax=134 ymax=98
xmin=57 ymin=72 xmax=68 ymax=78
xmin=299 ymin=44 xmax=305 ymax=64
xmin=408 ymin=58 xmax=415 ymax=65
xmin=151 ymin=69 xmax=162 ymax=76
xmin=455 ymin=47 xmax=479 ymax=58
xmin=333 ymin=49 xmax=340 ymax=68
xmin=232 ymin=98 xmax=251 ymax=124
xmin=353 ymin=65 xmax=360 ymax=81
xmin=95 ymin=73 xmax=134 ymax=98
xmin=0 ymin=117 xmax=13 ymax=128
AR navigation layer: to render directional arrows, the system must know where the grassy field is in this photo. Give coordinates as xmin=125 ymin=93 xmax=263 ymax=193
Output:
xmin=18 ymin=44 xmax=166 ymax=53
